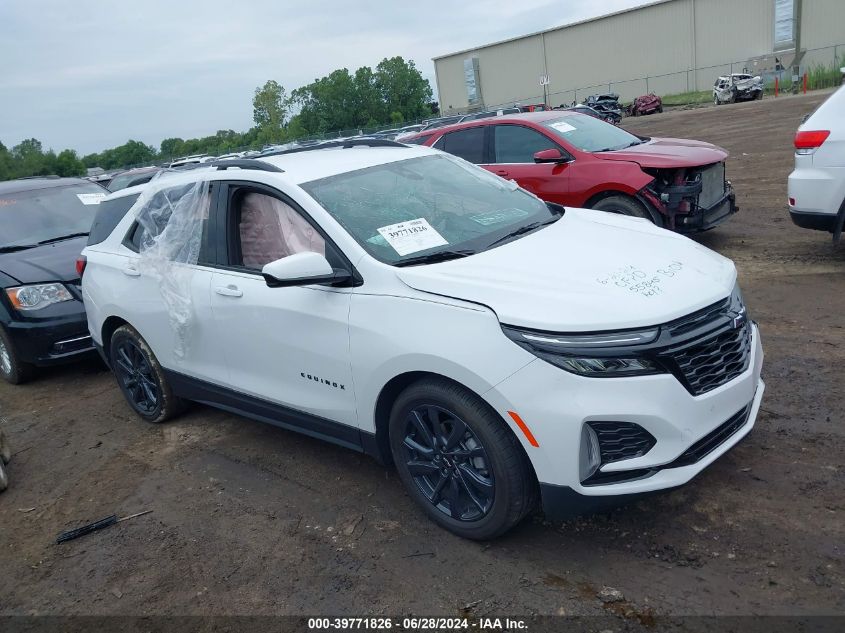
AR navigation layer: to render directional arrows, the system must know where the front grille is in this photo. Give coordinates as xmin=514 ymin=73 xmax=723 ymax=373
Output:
xmin=583 ymin=400 xmax=754 ymax=486
xmin=669 ymin=322 xmax=752 ymax=396
xmin=588 ymin=421 xmax=656 ymax=464
xmin=667 ymin=403 xmax=752 ymax=468
xmin=698 ymin=163 xmax=726 ymax=208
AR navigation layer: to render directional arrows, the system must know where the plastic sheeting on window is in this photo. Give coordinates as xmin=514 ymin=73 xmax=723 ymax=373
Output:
xmin=134 ymin=177 xmax=210 ymax=361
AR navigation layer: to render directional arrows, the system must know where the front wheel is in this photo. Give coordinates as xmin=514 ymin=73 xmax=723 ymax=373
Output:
xmin=389 ymin=378 xmax=536 ymax=540
xmin=0 ymin=327 xmax=34 ymax=385
xmin=110 ymin=325 xmax=185 ymax=423
xmin=591 ymin=195 xmax=664 ymax=227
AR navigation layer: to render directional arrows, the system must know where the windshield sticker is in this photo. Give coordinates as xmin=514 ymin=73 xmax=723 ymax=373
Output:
xmin=596 ymin=261 xmax=684 ymax=298
xmin=377 ymin=218 xmax=448 ymax=256
xmin=77 ymin=193 xmax=107 ymax=205
xmin=471 ymin=207 xmax=531 ymax=226
xmin=366 ymin=234 xmax=389 ymax=247
xmin=0 ymin=199 xmax=17 ymax=208
xmin=549 ymin=121 xmax=576 ymax=134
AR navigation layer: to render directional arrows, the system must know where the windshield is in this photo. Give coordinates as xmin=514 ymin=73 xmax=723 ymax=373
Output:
xmin=301 ymin=154 xmax=559 ymax=265
xmin=543 ymin=114 xmax=644 ymax=153
xmin=0 ymin=183 xmax=105 ymax=248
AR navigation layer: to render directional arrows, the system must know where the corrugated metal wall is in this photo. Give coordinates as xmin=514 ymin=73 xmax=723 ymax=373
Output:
xmin=433 ymin=0 xmax=844 ymax=112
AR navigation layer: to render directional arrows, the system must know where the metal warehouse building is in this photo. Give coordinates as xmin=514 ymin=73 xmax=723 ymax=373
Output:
xmin=433 ymin=0 xmax=845 ymax=112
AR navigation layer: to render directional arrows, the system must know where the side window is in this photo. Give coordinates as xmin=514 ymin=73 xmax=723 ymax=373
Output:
xmin=494 ymin=125 xmax=559 ymax=163
xmin=436 ymin=127 xmax=485 ymax=164
xmin=123 ymin=183 xmax=211 ymax=259
xmin=233 ymin=191 xmax=337 ymax=271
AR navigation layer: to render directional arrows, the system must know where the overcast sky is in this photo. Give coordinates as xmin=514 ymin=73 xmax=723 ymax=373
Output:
xmin=0 ymin=0 xmax=647 ymax=155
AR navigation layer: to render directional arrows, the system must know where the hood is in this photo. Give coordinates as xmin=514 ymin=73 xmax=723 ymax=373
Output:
xmin=0 ymin=237 xmax=86 ymax=285
xmin=395 ymin=209 xmax=736 ymax=332
xmin=592 ymin=137 xmax=728 ymax=169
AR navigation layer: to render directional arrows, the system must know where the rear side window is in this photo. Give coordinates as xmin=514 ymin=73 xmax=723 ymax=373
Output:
xmin=123 ymin=183 xmax=212 ymax=257
xmin=435 ymin=127 xmax=485 ymax=164
xmin=88 ymin=193 xmax=140 ymax=245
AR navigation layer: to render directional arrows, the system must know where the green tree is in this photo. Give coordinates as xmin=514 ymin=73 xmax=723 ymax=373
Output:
xmin=12 ymin=138 xmax=48 ymax=177
xmin=374 ymin=57 xmax=433 ymax=122
xmin=55 ymin=149 xmax=85 ymax=177
xmin=253 ymin=80 xmax=290 ymax=143
xmin=159 ymin=137 xmax=185 ymax=160
xmin=0 ymin=142 xmax=12 ymax=181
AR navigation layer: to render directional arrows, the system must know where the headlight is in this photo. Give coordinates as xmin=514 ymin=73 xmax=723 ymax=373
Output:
xmin=502 ymin=325 xmax=664 ymax=377
xmin=5 ymin=284 xmax=73 ymax=311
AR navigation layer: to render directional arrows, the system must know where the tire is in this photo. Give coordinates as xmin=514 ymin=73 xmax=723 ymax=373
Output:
xmin=657 ymin=105 xmax=664 ymax=113
xmin=0 ymin=460 xmax=7 ymax=492
xmin=591 ymin=195 xmax=664 ymax=227
xmin=388 ymin=378 xmax=537 ymax=540
xmin=0 ymin=429 xmax=9 ymax=464
xmin=0 ymin=327 xmax=35 ymax=385
xmin=109 ymin=324 xmax=185 ymax=424
xmin=714 ymin=94 xmax=720 ymax=106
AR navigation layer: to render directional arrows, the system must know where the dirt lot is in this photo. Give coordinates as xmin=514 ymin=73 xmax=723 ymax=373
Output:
xmin=1 ymin=91 xmax=843 ymax=623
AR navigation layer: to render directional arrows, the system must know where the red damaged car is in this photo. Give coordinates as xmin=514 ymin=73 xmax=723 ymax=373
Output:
xmin=404 ymin=111 xmax=736 ymax=233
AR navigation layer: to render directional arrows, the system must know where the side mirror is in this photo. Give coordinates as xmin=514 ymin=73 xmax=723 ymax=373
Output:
xmin=261 ymin=252 xmax=351 ymax=288
xmin=534 ymin=148 xmax=567 ymax=163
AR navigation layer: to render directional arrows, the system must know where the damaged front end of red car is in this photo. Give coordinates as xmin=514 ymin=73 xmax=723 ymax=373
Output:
xmin=639 ymin=163 xmax=738 ymax=233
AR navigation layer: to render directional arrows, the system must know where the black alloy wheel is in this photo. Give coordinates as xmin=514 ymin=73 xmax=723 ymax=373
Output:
xmin=401 ymin=404 xmax=494 ymax=522
xmin=114 ymin=338 xmax=160 ymax=415
xmin=389 ymin=378 xmax=536 ymax=539
xmin=109 ymin=324 xmax=185 ymax=423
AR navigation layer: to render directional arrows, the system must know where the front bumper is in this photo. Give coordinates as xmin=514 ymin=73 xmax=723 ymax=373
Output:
xmin=484 ymin=323 xmax=764 ymax=518
xmin=675 ymin=189 xmax=738 ymax=233
xmin=3 ymin=309 xmax=94 ymax=366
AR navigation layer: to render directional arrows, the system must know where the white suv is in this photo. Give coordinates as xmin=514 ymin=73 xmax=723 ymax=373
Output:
xmin=788 ymin=85 xmax=845 ymax=242
xmin=81 ymin=141 xmax=764 ymax=539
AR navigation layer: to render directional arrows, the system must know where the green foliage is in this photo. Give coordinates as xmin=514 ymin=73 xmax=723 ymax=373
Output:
xmin=1 ymin=56 xmax=434 ymax=181
xmin=293 ymin=56 xmax=433 ymax=133
xmin=55 ymin=149 xmax=86 ymax=177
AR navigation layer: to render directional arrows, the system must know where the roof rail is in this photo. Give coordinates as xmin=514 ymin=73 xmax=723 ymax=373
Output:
xmin=16 ymin=175 xmax=61 ymax=180
xmin=210 ymin=158 xmax=284 ymax=173
xmin=261 ymin=138 xmax=407 ymax=157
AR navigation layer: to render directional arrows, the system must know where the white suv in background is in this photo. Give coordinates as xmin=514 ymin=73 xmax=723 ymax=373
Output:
xmin=788 ymin=85 xmax=845 ymax=242
xmin=80 ymin=141 xmax=764 ymax=539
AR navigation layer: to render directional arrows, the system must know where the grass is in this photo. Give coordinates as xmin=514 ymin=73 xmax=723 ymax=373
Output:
xmin=660 ymin=90 xmax=712 ymax=106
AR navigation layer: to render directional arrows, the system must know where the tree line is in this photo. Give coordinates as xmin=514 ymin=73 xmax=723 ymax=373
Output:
xmin=0 ymin=57 xmax=434 ymax=181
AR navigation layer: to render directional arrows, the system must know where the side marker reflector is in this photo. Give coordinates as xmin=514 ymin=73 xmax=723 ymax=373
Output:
xmin=507 ymin=411 xmax=539 ymax=447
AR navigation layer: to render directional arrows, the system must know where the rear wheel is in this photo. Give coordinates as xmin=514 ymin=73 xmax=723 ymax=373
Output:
xmin=0 ymin=327 xmax=35 ymax=385
xmin=1 ymin=429 xmax=10 ymax=464
xmin=389 ymin=378 xmax=536 ymax=540
xmin=110 ymin=325 xmax=185 ymax=423
xmin=0 ymin=461 xmax=7 ymax=492
xmin=591 ymin=195 xmax=664 ymax=227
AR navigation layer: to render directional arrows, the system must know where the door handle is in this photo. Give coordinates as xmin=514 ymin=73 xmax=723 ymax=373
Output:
xmin=495 ymin=169 xmax=510 ymax=176
xmin=122 ymin=264 xmax=140 ymax=277
xmin=215 ymin=285 xmax=243 ymax=298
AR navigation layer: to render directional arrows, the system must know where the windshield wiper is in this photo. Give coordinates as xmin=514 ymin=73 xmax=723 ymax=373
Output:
xmin=594 ymin=140 xmax=642 ymax=153
xmin=37 ymin=232 xmax=89 ymax=245
xmin=393 ymin=249 xmax=476 ymax=267
xmin=486 ymin=217 xmax=560 ymax=248
xmin=0 ymin=244 xmax=38 ymax=253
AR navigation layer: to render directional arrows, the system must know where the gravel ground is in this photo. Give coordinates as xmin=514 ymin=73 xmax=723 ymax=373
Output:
xmin=0 ymin=90 xmax=843 ymax=623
